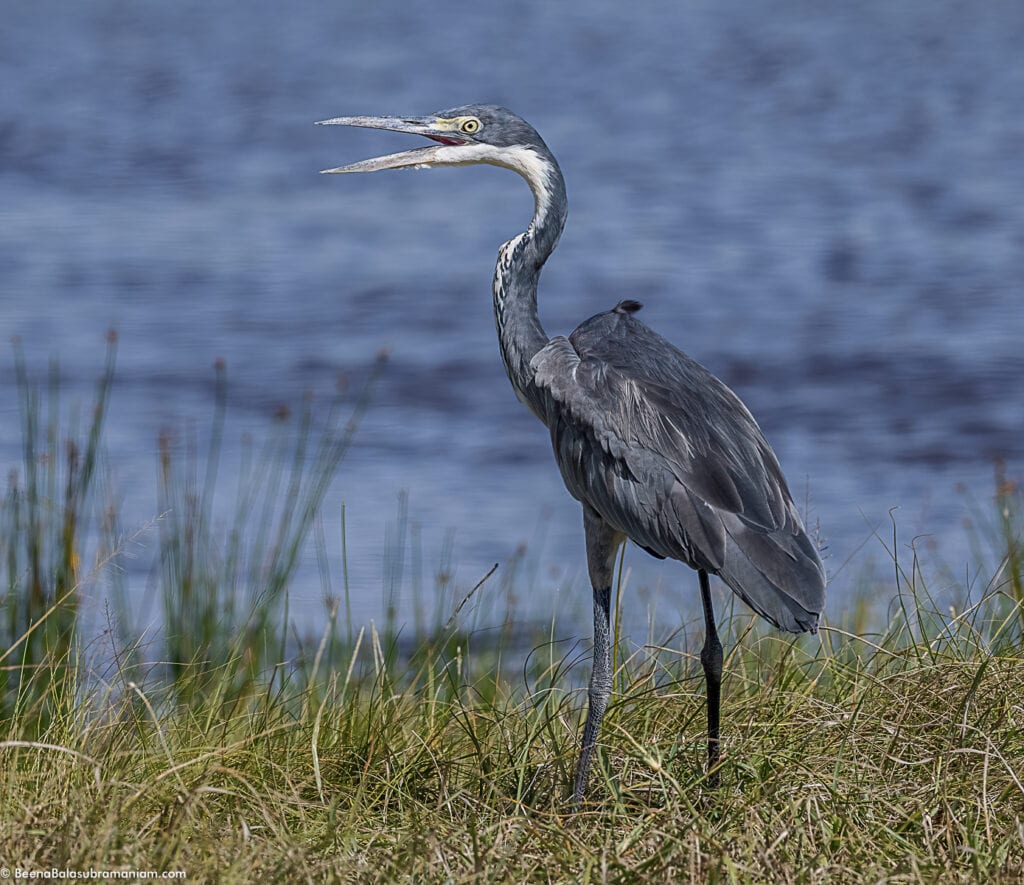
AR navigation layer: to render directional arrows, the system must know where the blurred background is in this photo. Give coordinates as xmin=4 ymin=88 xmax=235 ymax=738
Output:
xmin=2 ymin=0 xmax=1022 ymax=636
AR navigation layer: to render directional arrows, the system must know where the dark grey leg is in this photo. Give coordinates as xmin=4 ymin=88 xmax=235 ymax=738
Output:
xmin=699 ymin=568 xmax=723 ymax=786
xmin=571 ymin=507 xmax=624 ymax=806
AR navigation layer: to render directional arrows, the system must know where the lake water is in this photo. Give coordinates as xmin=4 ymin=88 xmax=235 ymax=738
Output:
xmin=2 ymin=0 xmax=1022 ymax=639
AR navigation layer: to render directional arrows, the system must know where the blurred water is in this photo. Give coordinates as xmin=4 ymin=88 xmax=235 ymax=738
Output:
xmin=2 ymin=0 xmax=1022 ymax=636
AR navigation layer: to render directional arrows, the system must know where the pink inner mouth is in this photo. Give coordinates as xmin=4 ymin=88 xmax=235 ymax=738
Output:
xmin=427 ymin=135 xmax=467 ymax=146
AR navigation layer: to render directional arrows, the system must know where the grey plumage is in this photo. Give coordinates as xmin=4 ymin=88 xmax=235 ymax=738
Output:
xmin=532 ymin=305 xmax=824 ymax=634
xmin=318 ymin=104 xmax=826 ymax=804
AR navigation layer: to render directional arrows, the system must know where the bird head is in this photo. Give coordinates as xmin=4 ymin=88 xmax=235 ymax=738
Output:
xmin=317 ymin=104 xmax=557 ymax=185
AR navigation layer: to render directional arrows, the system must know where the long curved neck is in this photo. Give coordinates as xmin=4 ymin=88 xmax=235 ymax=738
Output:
xmin=492 ymin=148 xmax=568 ymax=411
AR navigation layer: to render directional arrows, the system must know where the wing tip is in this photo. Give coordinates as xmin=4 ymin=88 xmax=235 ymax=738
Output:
xmin=717 ymin=529 xmax=827 ymax=635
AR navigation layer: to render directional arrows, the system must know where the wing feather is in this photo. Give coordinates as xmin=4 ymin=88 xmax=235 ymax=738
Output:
xmin=530 ymin=309 xmax=825 ymax=632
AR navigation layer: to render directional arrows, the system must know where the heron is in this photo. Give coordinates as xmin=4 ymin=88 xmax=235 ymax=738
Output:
xmin=317 ymin=105 xmax=826 ymax=805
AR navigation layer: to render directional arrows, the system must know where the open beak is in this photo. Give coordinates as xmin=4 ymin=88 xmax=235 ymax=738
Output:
xmin=316 ymin=115 xmax=471 ymax=174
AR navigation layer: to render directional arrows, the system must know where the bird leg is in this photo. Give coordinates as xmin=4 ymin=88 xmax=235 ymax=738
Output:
xmin=572 ymin=508 xmax=623 ymax=807
xmin=699 ymin=568 xmax=723 ymax=786
xmin=571 ymin=584 xmax=611 ymax=806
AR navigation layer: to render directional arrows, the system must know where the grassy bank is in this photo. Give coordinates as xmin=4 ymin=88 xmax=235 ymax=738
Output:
xmin=1 ymin=345 xmax=1022 ymax=882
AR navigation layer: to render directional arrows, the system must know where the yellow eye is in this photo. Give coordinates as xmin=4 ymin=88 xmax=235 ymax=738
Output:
xmin=460 ymin=117 xmax=481 ymax=134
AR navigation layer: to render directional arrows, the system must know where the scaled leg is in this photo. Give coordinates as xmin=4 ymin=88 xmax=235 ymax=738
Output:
xmin=571 ymin=507 xmax=624 ymax=806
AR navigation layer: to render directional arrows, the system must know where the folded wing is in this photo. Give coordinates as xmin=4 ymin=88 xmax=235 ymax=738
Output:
xmin=529 ymin=306 xmax=825 ymax=633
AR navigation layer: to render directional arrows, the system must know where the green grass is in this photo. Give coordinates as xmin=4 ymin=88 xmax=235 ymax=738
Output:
xmin=1 ymin=344 xmax=1022 ymax=883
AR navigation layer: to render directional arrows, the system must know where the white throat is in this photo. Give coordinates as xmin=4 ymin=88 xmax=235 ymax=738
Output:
xmin=431 ymin=143 xmax=556 ymax=225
